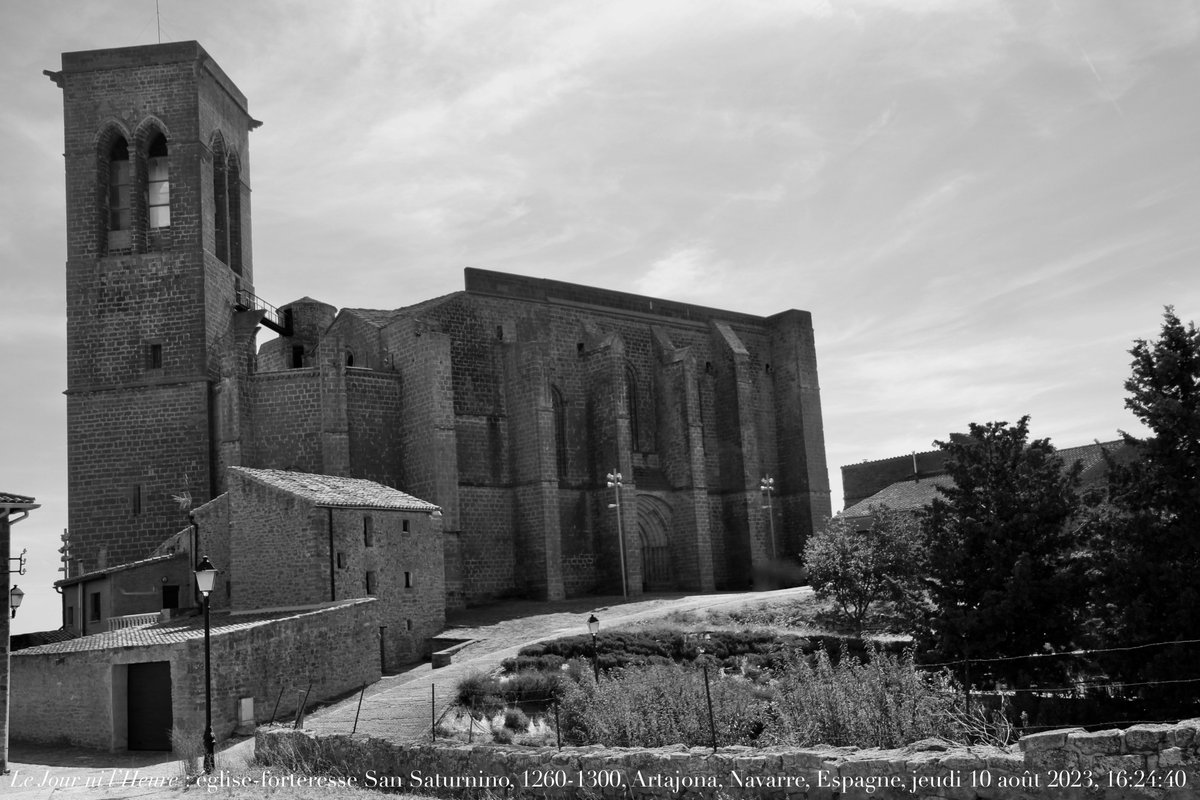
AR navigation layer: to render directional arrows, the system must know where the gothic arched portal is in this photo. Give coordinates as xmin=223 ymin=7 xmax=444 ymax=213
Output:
xmin=635 ymin=494 xmax=673 ymax=591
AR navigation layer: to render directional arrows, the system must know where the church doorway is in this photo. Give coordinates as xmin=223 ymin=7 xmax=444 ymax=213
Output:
xmin=636 ymin=495 xmax=673 ymax=591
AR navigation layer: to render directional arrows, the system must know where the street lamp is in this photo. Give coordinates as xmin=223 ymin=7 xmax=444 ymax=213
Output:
xmin=194 ymin=556 xmax=218 ymax=774
xmin=587 ymin=614 xmax=600 ymax=684
xmin=760 ymin=477 xmax=777 ymax=560
xmin=7 ymin=585 xmax=22 ymax=619
xmin=606 ymin=469 xmax=627 ymax=600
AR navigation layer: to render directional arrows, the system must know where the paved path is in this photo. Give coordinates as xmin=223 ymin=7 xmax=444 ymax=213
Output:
xmin=2 ymin=587 xmax=809 ymax=797
xmin=303 ymin=586 xmax=812 ymax=742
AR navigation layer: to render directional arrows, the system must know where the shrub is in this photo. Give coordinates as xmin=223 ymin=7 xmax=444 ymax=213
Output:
xmin=762 ymin=647 xmax=962 ymax=749
xmin=500 ymin=670 xmax=563 ymax=703
xmin=558 ymin=663 xmax=769 ymax=747
xmin=804 ymin=506 xmax=925 ymax=631
xmin=455 ymin=671 xmax=504 ymax=717
xmin=503 ymin=708 xmax=530 ymax=732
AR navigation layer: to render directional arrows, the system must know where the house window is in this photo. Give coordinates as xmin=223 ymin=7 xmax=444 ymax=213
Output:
xmin=404 ymin=571 xmax=413 ymax=589
xmin=88 ymin=592 xmax=101 ymax=622
xmin=363 ymin=516 xmax=374 ymax=547
xmin=66 ymin=606 xmax=75 ymax=627
xmin=402 ymin=519 xmax=410 ymax=533
xmin=405 ymin=619 xmax=413 ymax=632
xmin=291 ymin=346 xmax=304 ymax=369
xmin=148 ymin=342 xmax=163 ymax=370
xmin=147 ymin=133 xmax=170 ymax=229
xmin=365 ymin=571 xmax=377 ymax=596
xmin=130 ymin=483 xmax=144 ymax=515
xmin=336 ymin=551 xmax=347 ymax=570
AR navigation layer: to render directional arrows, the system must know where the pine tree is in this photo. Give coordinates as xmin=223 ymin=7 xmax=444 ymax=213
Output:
xmin=1090 ymin=308 xmax=1200 ymax=695
xmin=921 ymin=417 xmax=1085 ymax=686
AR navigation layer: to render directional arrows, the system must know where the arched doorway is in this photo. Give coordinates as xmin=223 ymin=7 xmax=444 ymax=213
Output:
xmin=636 ymin=495 xmax=673 ymax=591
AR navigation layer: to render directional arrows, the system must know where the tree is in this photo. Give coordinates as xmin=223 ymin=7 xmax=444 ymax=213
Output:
xmin=920 ymin=417 xmax=1085 ymax=686
xmin=1088 ymin=308 xmax=1200 ymax=694
xmin=803 ymin=504 xmax=924 ymax=631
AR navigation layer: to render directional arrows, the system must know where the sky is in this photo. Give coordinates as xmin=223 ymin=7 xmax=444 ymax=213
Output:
xmin=2 ymin=0 xmax=1197 ymax=634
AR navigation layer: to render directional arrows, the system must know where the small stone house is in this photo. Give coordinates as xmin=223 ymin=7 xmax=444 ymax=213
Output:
xmin=12 ymin=599 xmax=379 ymax=751
xmin=58 ymin=552 xmax=193 ymax=637
xmin=204 ymin=467 xmax=446 ymax=667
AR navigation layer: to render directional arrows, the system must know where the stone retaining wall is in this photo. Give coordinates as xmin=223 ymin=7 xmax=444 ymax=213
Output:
xmin=256 ymin=719 xmax=1200 ymax=798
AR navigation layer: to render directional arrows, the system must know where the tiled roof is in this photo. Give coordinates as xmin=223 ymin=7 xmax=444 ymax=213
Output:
xmin=842 ymin=474 xmax=953 ymax=518
xmin=0 ymin=491 xmax=37 ymax=506
xmin=230 ymin=467 xmax=439 ymax=511
xmin=57 ymin=552 xmax=182 ymax=588
xmin=11 ymin=628 xmax=79 ymax=652
xmin=14 ymin=599 xmax=374 ymax=656
xmin=841 ymin=439 xmax=1136 ymax=518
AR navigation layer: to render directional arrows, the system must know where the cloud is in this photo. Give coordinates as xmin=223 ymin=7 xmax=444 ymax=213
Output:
xmin=635 ymin=245 xmax=731 ymax=302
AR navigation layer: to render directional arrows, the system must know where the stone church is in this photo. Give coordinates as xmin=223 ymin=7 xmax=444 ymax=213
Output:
xmin=53 ymin=41 xmax=831 ymax=611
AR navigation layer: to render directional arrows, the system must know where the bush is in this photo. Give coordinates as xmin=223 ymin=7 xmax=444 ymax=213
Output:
xmin=558 ymin=663 xmax=769 ymax=747
xmin=455 ymin=672 xmax=504 ymax=717
xmin=804 ymin=505 xmax=925 ymax=631
xmin=499 ymin=670 xmax=563 ymax=703
xmin=503 ymin=708 xmax=530 ymax=732
xmin=762 ymin=647 xmax=962 ymax=749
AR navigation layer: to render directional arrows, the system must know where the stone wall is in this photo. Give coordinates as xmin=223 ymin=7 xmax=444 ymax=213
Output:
xmin=11 ymin=599 xmax=378 ymax=751
xmin=257 ymin=721 xmax=1200 ymax=799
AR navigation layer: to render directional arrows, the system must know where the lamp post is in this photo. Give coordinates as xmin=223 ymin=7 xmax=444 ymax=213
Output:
xmin=587 ymin=614 xmax=600 ymax=684
xmin=194 ymin=556 xmax=218 ymax=774
xmin=606 ymin=469 xmax=627 ymax=600
xmin=760 ymin=476 xmax=777 ymax=561
xmin=7 ymin=585 xmax=22 ymax=619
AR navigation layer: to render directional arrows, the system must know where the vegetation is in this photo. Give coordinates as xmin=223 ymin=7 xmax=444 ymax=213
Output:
xmin=803 ymin=504 xmax=925 ymax=631
xmin=761 ymin=648 xmax=962 ymax=748
xmin=919 ymin=416 xmax=1087 ymax=686
xmin=553 ymin=646 xmax=972 ymax=749
xmin=1088 ymin=308 xmax=1200 ymax=699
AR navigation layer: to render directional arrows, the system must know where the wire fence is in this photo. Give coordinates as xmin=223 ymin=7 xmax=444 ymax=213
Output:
xmin=262 ymin=635 xmax=1200 ymax=750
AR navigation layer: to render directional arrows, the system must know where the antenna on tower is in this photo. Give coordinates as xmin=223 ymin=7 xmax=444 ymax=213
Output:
xmin=156 ymin=0 xmax=162 ymax=43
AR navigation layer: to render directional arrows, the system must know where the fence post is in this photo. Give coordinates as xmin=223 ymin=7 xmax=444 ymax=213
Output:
xmin=554 ymin=699 xmax=561 ymax=751
xmin=269 ymin=686 xmax=285 ymax=725
xmin=702 ymin=662 xmax=717 ymax=753
xmin=431 ymin=684 xmax=436 ymax=743
xmin=352 ymin=684 xmax=366 ymax=734
xmin=295 ymin=683 xmax=312 ymax=729
xmin=964 ymin=656 xmax=972 ymax=719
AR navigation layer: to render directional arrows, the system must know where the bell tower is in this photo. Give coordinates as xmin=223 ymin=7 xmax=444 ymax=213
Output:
xmin=51 ymin=42 xmax=260 ymax=572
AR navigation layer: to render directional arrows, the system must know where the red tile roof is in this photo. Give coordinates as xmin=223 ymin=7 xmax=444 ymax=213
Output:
xmin=841 ymin=440 xmax=1134 ymax=518
xmin=230 ymin=467 xmax=439 ymax=512
xmin=13 ymin=599 xmax=374 ymax=656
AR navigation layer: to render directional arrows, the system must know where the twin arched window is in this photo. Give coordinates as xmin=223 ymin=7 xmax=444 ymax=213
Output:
xmin=100 ymin=124 xmax=170 ymax=253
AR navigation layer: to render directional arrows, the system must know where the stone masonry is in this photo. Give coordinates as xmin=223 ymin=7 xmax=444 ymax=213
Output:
xmin=258 ymin=719 xmax=1200 ymax=799
xmin=53 ymin=41 xmax=831 ymax=617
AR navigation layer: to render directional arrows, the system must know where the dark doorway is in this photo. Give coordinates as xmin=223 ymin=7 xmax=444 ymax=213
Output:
xmin=162 ymin=585 xmax=179 ymax=609
xmin=127 ymin=661 xmax=173 ymax=750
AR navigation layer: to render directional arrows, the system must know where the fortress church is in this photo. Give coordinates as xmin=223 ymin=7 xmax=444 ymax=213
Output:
xmin=53 ymin=41 xmax=830 ymax=618
xmin=9 ymin=40 xmax=832 ymax=752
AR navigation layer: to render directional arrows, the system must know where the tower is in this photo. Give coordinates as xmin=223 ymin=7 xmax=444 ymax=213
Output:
xmin=52 ymin=42 xmax=260 ymax=572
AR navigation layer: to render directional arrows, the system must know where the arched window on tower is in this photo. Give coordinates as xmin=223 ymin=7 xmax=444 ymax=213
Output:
xmin=107 ymin=136 xmax=131 ymax=251
xmin=146 ymin=132 xmax=170 ymax=229
xmin=227 ymin=153 xmax=243 ymax=275
xmin=211 ymin=135 xmax=229 ymax=264
xmin=552 ymin=385 xmax=567 ymax=480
